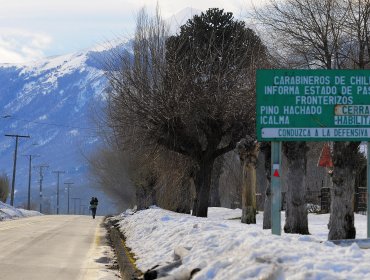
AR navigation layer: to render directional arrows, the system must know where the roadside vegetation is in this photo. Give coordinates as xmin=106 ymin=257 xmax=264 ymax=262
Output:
xmin=0 ymin=173 xmax=9 ymax=203
xmin=88 ymin=0 xmax=370 ymax=241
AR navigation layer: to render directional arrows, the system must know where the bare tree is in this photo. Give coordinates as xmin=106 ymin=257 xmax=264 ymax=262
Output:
xmin=218 ymin=152 xmax=243 ymax=209
xmin=324 ymin=0 xmax=368 ymax=239
xmin=0 ymin=173 xmax=9 ymax=203
xmin=88 ymin=145 xmax=136 ymax=208
xmin=88 ymin=100 xmax=195 ymax=212
xmin=283 ymin=142 xmax=310 ymax=234
xmin=154 ymin=151 xmax=194 ymax=213
xmin=343 ymin=0 xmax=370 ymax=69
xmin=328 ymin=142 xmax=364 ymax=239
xmin=255 ymin=0 xmax=365 ymax=239
xmin=106 ymin=8 xmax=268 ymax=217
xmin=209 ymin=156 xmax=223 ymax=207
xmin=255 ymin=0 xmax=348 ymax=69
xmin=236 ymin=137 xmax=259 ymax=224
xmin=259 ymin=142 xmax=272 ymax=229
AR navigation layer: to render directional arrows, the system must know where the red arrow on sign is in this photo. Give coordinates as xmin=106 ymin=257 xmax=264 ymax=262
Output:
xmin=273 ymin=169 xmax=280 ymax=177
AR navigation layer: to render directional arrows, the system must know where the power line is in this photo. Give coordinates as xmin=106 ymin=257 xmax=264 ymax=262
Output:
xmin=4 ymin=115 xmax=99 ymax=131
xmin=80 ymin=205 xmax=87 ymax=215
xmin=34 ymin=165 xmax=48 ymax=213
xmin=23 ymin=154 xmax=40 ymax=210
xmin=71 ymin=198 xmax=81 ymax=215
xmin=64 ymin=182 xmax=74 ymax=215
xmin=52 ymin=171 xmax=65 ymax=215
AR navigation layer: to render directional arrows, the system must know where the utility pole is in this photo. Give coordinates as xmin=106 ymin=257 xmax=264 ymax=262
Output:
xmin=64 ymin=182 xmax=74 ymax=214
xmin=5 ymin=134 xmax=30 ymax=206
xmin=71 ymin=198 xmax=80 ymax=215
xmin=35 ymin=165 xmax=48 ymax=213
xmin=52 ymin=171 xmax=65 ymax=214
xmin=23 ymin=154 xmax=39 ymax=210
xmin=80 ymin=205 xmax=87 ymax=215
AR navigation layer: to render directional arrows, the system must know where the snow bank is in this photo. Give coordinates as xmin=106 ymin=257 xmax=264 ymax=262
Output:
xmin=0 ymin=201 xmax=42 ymax=221
xmin=115 ymin=207 xmax=370 ymax=280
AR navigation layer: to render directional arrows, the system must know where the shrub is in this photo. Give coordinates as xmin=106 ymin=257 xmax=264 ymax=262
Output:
xmin=0 ymin=173 xmax=9 ymax=203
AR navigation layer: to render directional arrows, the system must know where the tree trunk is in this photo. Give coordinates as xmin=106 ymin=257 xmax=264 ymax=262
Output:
xmin=136 ymin=183 xmax=157 ymax=210
xmin=241 ymin=157 xmax=258 ymax=224
xmin=263 ymin=180 xmax=272 ymax=229
xmin=260 ymin=143 xmax=271 ymax=229
xmin=209 ymin=156 xmax=223 ymax=207
xmin=328 ymin=142 xmax=360 ymax=240
xmin=135 ymin=173 xmax=157 ymax=210
xmin=176 ymin=178 xmax=192 ymax=214
xmin=237 ymin=138 xmax=258 ymax=224
xmin=192 ymin=158 xmax=214 ymax=217
xmin=283 ymin=142 xmax=309 ymax=234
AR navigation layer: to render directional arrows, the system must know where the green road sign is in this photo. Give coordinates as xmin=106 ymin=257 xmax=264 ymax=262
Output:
xmin=256 ymin=69 xmax=370 ymax=141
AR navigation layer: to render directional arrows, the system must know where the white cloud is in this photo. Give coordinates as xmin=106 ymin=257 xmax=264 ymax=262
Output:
xmin=0 ymin=29 xmax=52 ymax=63
xmin=0 ymin=0 xmax=268 ymax=63
xmin=0 ymin=48 xmax=24 ymax=64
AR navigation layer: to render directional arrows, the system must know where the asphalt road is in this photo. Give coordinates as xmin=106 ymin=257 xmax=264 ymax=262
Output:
xmin=0 ymin=215 xmax=106 ymax=280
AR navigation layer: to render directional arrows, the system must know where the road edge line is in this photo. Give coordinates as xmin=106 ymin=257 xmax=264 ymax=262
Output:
xmin=104 ymin=217 xmax=142 ymax=280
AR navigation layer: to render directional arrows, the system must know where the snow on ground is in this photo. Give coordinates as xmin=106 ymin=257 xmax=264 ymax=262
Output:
xmin=94 ymin=245 xmax=121 ymax=280
xmin=80 ymin=219 xmax=121 ymax=280
xmin=0 ymin=201 xmax=42 ymax=221
xmin=114 ymin=207 xmax=370 ymax=279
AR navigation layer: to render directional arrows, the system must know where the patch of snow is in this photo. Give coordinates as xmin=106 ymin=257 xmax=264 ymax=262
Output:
xmin=38 ymin=114 xmax=48 ymax=120
xmin=87 ymin=137 xmax=99 ymax=144
xmin=69 ymin=129 xmax=79 ymax=136
xmin=20 ymin=52 xmax=87 ymax=76
xmin=0 ymin=142 xmax=12 ymax=152
xmin=0 ymin=201 xmax=42 ymax=221
xmin=38 ymin=130 xmax=59 ymax=146
xmin=114 ymin=207 xmax=370 ymax=279
xmin=80 ymin=219 xmax=120 ymax=280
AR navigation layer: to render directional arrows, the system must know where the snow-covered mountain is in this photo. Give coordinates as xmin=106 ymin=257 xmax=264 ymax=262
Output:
xmin=0 ymin=42 xmax=132 ymax=215
xmin=0 ymin=7 xmax=202 ymax=215
xmin=166 ymin=7 xmax=201 ymax=34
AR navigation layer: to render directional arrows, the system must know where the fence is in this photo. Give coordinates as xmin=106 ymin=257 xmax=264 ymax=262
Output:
xmin=320 ymin=188 xmax=331 ymax=213
xmin=312 ymin=187 xmax=367 ymax=214
xmin=355 ymin=187 xmax=367 ymax=214
xmin=279 ymin=187 xmax=366 ymax=214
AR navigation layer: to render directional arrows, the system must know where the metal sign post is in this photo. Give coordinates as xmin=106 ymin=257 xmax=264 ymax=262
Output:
xmin=271 ymin=141 xmax=282 ymax=235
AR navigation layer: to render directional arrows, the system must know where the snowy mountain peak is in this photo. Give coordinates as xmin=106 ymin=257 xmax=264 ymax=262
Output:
xmin=166 ymin=7 xmax=201 ymax=34
xmin=0 ymin=43 xmax=134 ymax=213
xmin=20 ymin=51 xmax=89 ymax=76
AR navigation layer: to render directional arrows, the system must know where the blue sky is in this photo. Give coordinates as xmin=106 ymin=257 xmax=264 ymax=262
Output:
xmin=0 ymin=0 xmax=262 ymax=63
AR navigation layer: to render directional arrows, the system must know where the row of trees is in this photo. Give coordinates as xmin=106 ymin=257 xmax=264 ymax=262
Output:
xmin=104 ymin=8 xmax=268 ymax=217
xmin=89 ymin=0 xmax=369 ymax=240
xmin=255 ymin=0 xmax=369 ymax=240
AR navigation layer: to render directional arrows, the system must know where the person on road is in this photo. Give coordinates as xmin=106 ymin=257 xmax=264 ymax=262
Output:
xmin=89 ymin=197 xmax=98 ymax=219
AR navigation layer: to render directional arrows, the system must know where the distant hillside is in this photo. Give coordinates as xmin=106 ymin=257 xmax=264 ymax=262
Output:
xmin=0 ymin=7 xmax=203 ymax=214
xmin=0 ymin=42 xmax=132 ymax=215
